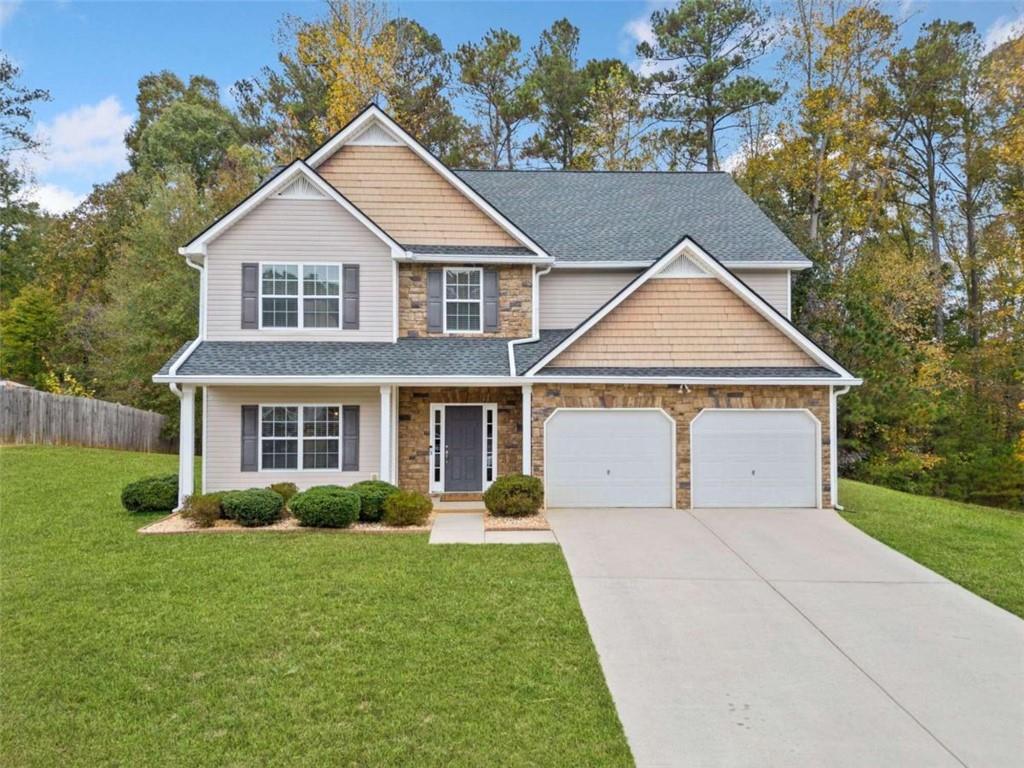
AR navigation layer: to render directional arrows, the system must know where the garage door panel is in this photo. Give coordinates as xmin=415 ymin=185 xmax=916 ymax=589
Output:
xmin=692 ymin=410 xmax=817 ymax=508
xmin=546 ymin=410 xmax=674 ymax=508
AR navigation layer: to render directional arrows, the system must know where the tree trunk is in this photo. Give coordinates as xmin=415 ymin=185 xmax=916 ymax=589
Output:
xmin=925 ymin=142 xmax=944 ymax=340
xmin=706 ymin=113 xmax=716 ymax=171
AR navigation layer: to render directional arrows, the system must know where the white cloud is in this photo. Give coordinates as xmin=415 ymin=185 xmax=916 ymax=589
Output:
xmin=0 ymin=0 xmax=22 ymax=28
xmin=29 ymin=96 xmax=133 ymax=177
xmin=26 ymin=183 xmax=85 ymax=215
xmin=721 ymin=132 xmax=780 ymax=173
xmin=984 ymin=13 xmax=1024 ymax=52
xmin=621 ymin=1 xmax=673 ymax=74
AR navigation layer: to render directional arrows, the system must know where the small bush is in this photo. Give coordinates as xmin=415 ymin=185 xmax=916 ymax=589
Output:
xmin=483 ymin=474 xmax=544 ymax=517
xmin=180 ymin=493 xmax=223 ymax=528
xmin=349 ymin=480 xmax=400 ymax=521
xmin=268 ymin=482 xmax=298 ymax=505
xmin=221 ymin=488 xmax=284 ymax=527
xmin=383 ymin=490 xmax=432 ymax=527
xmin=290 ymin=485 xmax=360 ymax=528
xmin=121 ymin=474 xmax=178 ymax=513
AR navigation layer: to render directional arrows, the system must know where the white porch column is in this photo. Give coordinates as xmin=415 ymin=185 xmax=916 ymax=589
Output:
xmin=379 ymin=385 xmax=394 ymax=483
xmin=521 ymin=384 xmax=533 ymax=475
xmin=177 ymin=384 xmax=196 ymax=508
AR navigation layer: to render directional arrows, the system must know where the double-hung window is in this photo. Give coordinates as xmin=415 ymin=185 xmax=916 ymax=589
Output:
xmin=261 ymin=263 xmax=340 ymax=329
xmin=443 ymin=268 xmax=482 ymax=332
xmin=260 ymin=405 xmax=340 ymax=470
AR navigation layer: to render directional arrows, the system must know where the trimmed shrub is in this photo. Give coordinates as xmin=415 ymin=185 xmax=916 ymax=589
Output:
xmin=268 ymin=482 xmax=298 ymax=505
xmin=349 ymin=479 xmax=400 ymax=522
xmin=121 ymin=474 xmax=178 ymax=513
xmin=290 ymin=485 xmax=360 ymax=528
xmin=383 ymin=490 xmax=432 ymax=527
xmin=221 ymin=488 xmax=284 ymax=527
xmin=180 ymin=493 xmax=223 ymax=528
xmin=483 ymin=474 xmax=544 ymax=517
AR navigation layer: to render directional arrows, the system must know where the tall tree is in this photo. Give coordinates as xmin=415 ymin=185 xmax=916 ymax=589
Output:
xmin=638 ymin=0 xmax=780 ymax=170
xmin=455 ymin=28 xmax=536 ymax=169
xmin=383 ymin=17 xmax=483 ymax=167
xmin=577 ymin=63 xmax=653 ymax=170
xmin=294 ymin=0 xmax=396 ymax=130
xmin=886 ymin=21 xmax=978 ymax=339
xmin=522 ymin=19 xmax=592 ymax=169
xmin=0 ymin=54 xmax=51 ymax=306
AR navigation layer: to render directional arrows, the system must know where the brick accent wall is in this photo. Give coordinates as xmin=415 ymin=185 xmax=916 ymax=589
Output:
xmin=529 ymin=384 xmax=831 ymax=509
xmin=398 ymin=263 xmax=533 ymax=338
xmin=397 ymin=387 xmax=523 ymax=494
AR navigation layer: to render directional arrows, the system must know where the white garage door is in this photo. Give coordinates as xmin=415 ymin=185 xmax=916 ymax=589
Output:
xmin=545 ymin=409 xmax=674 ymax=508
xmin=691 ymin=410 xmax=818 ymax=508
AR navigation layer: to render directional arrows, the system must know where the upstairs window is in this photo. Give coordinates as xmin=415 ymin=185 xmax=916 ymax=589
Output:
xmin=261 ymin=263 xmax=340 ymax=329
xmin=444 ymin=268 xmax=482 ymax=332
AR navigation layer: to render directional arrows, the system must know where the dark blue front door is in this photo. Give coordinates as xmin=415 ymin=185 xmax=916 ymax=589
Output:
xmin=444 ymin=406 xmax=483 ymax=491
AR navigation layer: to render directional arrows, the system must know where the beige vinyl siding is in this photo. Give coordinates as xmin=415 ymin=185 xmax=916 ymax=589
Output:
xmin=539 ymin=269 xmax=640 ymax=329
xmin=733 ymin=269 xmax=791 ymax=318
xmin=318 ymin=145 xmax=520 ymax=247
xmin=549 ymin=278 xmax=816 ymax=368
xmin=205 ymin=198 xmax=393 ymax=341
xmin=204 ymin=386 xmax=381 ymax=492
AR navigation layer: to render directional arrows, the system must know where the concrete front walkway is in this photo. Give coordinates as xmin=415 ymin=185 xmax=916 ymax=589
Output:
xmin=428 ymin=513 xmax=557 ymax=544
xmin=547 ymin=507 xmax=1024 ymax=768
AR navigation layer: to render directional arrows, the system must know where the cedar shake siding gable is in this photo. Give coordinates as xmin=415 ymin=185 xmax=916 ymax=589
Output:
xmin=318 ymin=144 xmax=521 ymax=247
xmin=547 ymin=277 xmax=818 ymax=369
xmin=204 ymin=197 xmax=393 ymax=342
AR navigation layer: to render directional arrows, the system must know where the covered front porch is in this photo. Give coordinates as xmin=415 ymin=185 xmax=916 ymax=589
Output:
xmin=172 ymin=382 xmax=535 ymax=505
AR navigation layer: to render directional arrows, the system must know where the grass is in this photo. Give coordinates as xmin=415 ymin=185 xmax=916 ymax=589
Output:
xmin=0 ymin=445 xmax=632 ymax=767
xmin=839 ymin=479 xmax=1024 ymax=618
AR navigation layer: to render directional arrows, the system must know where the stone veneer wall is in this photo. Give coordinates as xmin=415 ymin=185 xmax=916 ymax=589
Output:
xmin=529 ymin=384 xmax=831 ymax=509
xmin=398 ymin=263 xmax=533 ymax=338
xmin=397 ymin=387 xmax=523 ymax=494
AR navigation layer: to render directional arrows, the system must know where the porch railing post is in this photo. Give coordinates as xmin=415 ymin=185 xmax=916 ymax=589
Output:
xmin=521 ymin=383 xmax=532 ymax=475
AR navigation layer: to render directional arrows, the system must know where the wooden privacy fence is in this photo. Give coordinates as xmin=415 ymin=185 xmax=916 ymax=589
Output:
xmin=0 ymin=383 xmax=175 ymax=453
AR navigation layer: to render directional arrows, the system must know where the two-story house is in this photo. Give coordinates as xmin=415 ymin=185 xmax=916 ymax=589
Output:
xmin=155 ymin=105 xmax=861 ymax=512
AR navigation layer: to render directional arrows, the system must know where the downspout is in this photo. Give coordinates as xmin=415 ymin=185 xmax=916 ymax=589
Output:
xmin=507 ymin=263 xmax=553 ymax=376
xmin=831 ymin=385 xmax=851 ymax=510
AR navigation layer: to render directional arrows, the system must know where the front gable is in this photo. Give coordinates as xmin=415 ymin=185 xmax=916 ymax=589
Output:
xmin=530 ymin=240 xmax=855 ymax=378
xmin=307 ymin=106 xmax=546 ymax=255
xmin=319 ymin=143 xmax=520 ymax=247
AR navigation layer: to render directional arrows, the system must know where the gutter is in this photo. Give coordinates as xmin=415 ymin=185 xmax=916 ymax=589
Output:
xmin=831 ymin=385 xmax=852 ymax=510
xmin=166 ymin=254 xmax=206 ymax=390
xmin=507 ymin=263 xmax=554 ymax=375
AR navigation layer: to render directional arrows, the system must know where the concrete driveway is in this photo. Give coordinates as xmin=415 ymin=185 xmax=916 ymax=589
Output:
xmin=547 ymin=507 xmax=1024 ymax=768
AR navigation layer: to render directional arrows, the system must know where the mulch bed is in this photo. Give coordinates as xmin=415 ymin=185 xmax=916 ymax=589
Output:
xmin=139 ymin=511 xmax=433 ymax=535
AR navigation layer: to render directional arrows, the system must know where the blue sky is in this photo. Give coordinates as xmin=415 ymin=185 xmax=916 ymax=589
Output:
xmin=2 ymin=0 xmax=1021 ymax=213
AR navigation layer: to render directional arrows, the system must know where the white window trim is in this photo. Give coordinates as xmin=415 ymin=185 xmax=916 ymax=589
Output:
xmin=428 ymin=403 xmax=498 ymax=493
xmin=442 ymin=267 xmax=484 ymax=334
xmin=258 ymin=261 xmax=344 ymax=331
xmin=257 ymin=403 xmax=346 ymax=473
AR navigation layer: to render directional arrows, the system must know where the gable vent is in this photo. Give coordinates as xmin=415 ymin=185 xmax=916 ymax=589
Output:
xmin=275 ymin=176 xmax=327 ymax=200
xmin=348 ymin=121 xmax=403 ymax=146
xmin=653 ymin=253 xmax=710 ymax=279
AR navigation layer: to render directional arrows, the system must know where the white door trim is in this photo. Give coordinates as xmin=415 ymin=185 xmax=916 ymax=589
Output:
xmin=429 ymin=403 xmax=498 ymax=494
xmin=542 ymin=407 xmax=677 ymax=509
xmin=689 ymin=408 xmax=822 ymax=509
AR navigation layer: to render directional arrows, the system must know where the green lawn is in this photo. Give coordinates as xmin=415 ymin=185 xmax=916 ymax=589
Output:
xmin=0 ymin=445 xmax=632 ymax=767
xmin=840 ymin=479 xmax=1024 ymax=618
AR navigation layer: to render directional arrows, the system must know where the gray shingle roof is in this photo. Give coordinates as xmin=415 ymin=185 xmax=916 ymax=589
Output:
xmin=537 ymin=366 xmax=840 ymax=378
xmin=405 ymin=244 xmax=535 ymax=256
xmin=455 ymin=170 xmax=810 ymax=265
xmin=512 ymin=330 xmax=574 ymax=375
xmin=163 ymin=339 xmax=516 ymax=377
xmin=157 ymin=341 xmax=194 ymax=375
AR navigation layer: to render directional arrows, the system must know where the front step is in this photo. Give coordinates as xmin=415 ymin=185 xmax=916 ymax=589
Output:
xmin=439 ymin=492 xmax=484 ymax=503
xmin=432 ymin=499 xmax=487 ymax=513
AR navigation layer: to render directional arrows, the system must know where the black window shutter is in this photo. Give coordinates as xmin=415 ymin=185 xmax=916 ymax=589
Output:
xmin=427 ymin=269 xmax=443 ymax=332
xmin=241 ymin=263 xmax=259 ymax=329
xmin=342 ymin=264 xmax=360 ymax=329
xmin=483 ymin=268 xmax=499 ymax=332
xmin=342 ymin=405 xmax=360 ymax=471
xmin=241 ymin=405 xmax=259 ymax=471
